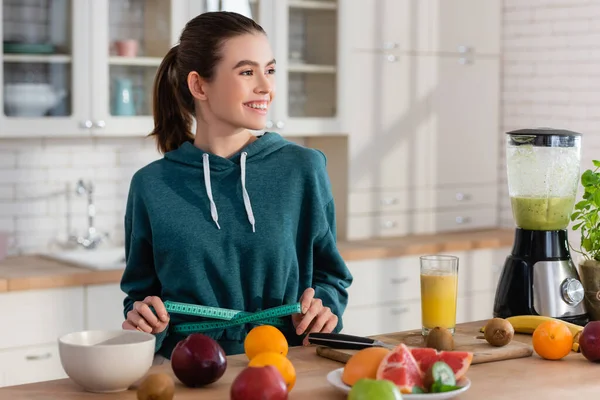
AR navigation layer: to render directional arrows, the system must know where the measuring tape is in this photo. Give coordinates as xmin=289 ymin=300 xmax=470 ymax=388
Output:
xmin=158 ymin=301 xmax=302 ymax=334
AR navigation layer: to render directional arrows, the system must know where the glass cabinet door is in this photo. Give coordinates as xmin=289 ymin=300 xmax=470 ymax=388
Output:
xmin=90 ymin=0 xmax=187 ymax=136
xmin=1 ymin=0 xmax=90 ymax=137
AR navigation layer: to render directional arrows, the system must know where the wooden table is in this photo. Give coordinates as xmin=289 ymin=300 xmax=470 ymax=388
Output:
xmin=0 ymin=321 xmax=595 ymax=399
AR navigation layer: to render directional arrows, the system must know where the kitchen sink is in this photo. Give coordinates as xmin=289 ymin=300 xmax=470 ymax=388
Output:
xmin=42 ymin=247 xmax=126 ymax=270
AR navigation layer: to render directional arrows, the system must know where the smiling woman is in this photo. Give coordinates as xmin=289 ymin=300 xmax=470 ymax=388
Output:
xmin=119 ymin=11 xmax=353 ymax=362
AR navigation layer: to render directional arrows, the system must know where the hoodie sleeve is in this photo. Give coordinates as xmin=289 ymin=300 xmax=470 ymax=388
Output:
xmin=120 ymin=177 xmax=169 ymax=353
xmin=311 ymin=151 xmax=354 ymax=333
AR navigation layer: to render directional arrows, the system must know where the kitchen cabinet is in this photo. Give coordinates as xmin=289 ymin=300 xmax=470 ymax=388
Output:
xmin=341 ymin=247 xmax=508 ymax=337
xmin=192 ymin=0 xmax=345 ymax=136
xmin=342 ymin=0 xmax=501 ymax=240
xmin=85 ymin=283 xmax=127 ymax=330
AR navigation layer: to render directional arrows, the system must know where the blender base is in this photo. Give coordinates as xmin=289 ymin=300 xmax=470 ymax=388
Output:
xmin=493 ymin=228 xmax=588 ymax=324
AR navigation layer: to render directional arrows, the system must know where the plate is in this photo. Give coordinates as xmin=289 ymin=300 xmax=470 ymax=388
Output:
xmin=326 ymin=368 xmax=471 ymax=399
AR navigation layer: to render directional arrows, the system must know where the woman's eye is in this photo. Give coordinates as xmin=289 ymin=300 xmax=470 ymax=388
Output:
xmin=241 ymin=70 xmax=253 ymax=76
xmin=267 ymin=68 xmax=276 ymax=75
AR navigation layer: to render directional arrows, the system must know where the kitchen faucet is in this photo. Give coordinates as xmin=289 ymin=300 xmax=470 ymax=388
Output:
xmin=69 ymin=179 xmax=108 ymax=250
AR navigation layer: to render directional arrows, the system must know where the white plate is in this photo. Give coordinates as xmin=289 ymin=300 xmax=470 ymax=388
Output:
xmin=326 ymin=368 xmax=471 ymax=399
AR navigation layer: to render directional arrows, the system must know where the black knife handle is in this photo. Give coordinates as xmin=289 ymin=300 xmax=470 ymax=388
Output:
xmin=307 ymin=333 xmax=375 ymax=350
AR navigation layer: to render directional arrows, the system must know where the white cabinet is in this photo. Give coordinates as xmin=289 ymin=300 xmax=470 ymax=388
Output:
xmin=0 ymin=0 xmax=191 ymax=138
xmin=0 ymin=344 xmax=67 ymax=388
xmin=343 ymin=0 xmax=501 ymax=240
xmin=85 ymin=283 xmax=126 ymax=331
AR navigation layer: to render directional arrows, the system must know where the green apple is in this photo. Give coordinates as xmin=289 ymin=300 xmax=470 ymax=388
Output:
xmin=348 ymin=378 xmax=403 ymax=400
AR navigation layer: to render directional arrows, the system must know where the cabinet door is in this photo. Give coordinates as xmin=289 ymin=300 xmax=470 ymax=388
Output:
xmin=348 ymin=52 xmax=432 ymax=191
xmin=429 ymin=56 xmax=499 ymax=187
xmin=90 ymin=0 xmax=189 ymax=136
xmin=346 ymin=0 xmax=429 ymax=53
xmin=0 ymin=343 xmax=66 ymax=388
xmin=85 ymin=283 xmax=127 ymax=331
xmin=0 ymin=0 xmax=91 ymax=138
xmin=271 ymin=0 xmax=341 ymax=135
xmin=428 ymin=0 xmax=501 ymax=55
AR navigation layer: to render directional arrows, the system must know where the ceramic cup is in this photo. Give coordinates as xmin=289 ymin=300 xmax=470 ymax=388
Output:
xmin=114 ymin=40 xmax=139 ymax=57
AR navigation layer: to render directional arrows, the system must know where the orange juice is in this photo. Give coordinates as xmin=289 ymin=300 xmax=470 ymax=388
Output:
xmin=420 ymin=272 xmax=458 ymax=332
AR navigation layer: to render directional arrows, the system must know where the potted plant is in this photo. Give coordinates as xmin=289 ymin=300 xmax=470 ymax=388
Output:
xmin=571 ymin=160 xmax=600 ymax=320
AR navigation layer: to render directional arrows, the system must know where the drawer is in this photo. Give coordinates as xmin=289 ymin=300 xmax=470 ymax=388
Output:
xmin=433 ymin=207 xmax=497 ymax=233
xmin=0 ymin=343 xmax=67 ymax=388
xmin=435 ymin=185 xmax=498 ymax=209
xmin=347 ymin=212 xmax=435 ymax=240
xmin=0 ymin=287 xmax=85 ymax=350
xmin=349 ymin=189 xmax=431 ymax=214
xmin=342 ymin=301 xmax=422 ymax=337
xmin=346 ymin=256 xmax=422 ymax=308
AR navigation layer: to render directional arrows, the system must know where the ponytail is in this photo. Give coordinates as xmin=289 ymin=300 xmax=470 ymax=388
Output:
xmin=149 ymin=44 xmax=194 ymax=154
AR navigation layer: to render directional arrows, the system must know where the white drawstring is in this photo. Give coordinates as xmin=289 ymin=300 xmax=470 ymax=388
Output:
xmin=241 ymin=152 xmax=256 ymax=232
xmin=202 ymin=153 xmax=221 ymax=230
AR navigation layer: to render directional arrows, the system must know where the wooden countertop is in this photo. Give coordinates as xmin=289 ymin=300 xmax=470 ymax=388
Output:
xmin=0 ymin=228 xmax=514 ymax=293
xmin=0 ymin=320 xmax=594 ymax=399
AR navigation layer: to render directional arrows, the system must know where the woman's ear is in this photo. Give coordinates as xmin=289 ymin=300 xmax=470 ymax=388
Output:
xmin=187 ymin=71 xmax=208 ymax=101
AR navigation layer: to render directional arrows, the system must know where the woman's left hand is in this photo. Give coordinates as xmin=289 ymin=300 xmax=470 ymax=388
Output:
xmin=292 ymin=288 xmax=338 ymax=345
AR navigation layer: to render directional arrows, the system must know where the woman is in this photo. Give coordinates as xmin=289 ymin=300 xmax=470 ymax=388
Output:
xmin=120 ymin=11 xmax=353 ymax=360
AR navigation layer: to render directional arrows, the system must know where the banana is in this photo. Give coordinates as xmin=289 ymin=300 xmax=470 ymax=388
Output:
xmin=480 ymin=315 xmax=584 ymax=352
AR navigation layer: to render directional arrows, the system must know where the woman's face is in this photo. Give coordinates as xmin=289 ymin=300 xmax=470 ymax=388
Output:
xmin=201 ymin=33 xmax=276 ymax=131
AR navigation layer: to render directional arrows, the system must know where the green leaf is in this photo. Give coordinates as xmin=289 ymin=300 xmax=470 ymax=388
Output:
xmin=582 ymin=170 xmax=600 ymax=187
xmin=573 ymin=222 xmax=583 ymax=231
xmin=594 ymin=191 xmax=600 ymax=208
xmin=575 ymin=200 xmax=588 ymax=210
xmin=571 ymin=212 xmax=582 ymax=221
xmin=583 ymin=238 xmax=593 ymax=252
xmin=593 ymin=160 xmax=600 ymax=168
xmin=412 ymin=386 xmax=426 ymax=394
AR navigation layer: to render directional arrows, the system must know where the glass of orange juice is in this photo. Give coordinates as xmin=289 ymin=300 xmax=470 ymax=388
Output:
xmin=420 ymin=255 xmax=459 ymax=336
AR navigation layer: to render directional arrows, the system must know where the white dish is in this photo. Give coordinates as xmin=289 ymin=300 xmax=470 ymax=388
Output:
xmin=326 ymin=368 xmax=471 ymax=399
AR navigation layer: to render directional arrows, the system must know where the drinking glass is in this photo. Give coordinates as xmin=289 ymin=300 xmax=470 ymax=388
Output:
xmin=420 ymin=255 xmax=459 ymax=336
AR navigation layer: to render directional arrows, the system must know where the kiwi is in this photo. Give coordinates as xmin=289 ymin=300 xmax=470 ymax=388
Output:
xmin=137 ymin=373 xmax=175 ymax=400
xmin=425 ymin=327 xmax=455 ymax=351
xmin=483 ymin=318 xmax=514 ymax=347
xmin=423 ymin=361 xmax=456 ymax=392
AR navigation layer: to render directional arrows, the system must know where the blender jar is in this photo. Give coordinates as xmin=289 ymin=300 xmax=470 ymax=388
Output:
xmin=506 ymin=128 xmax=582 ymax=231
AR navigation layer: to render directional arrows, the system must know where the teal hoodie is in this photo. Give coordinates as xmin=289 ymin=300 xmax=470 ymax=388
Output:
xmin=120 ymin=132 xmax=353 ymax=359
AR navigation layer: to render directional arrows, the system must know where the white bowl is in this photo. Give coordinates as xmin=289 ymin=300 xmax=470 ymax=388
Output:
xmin=58 ymin=330 xmax=155 ymax=393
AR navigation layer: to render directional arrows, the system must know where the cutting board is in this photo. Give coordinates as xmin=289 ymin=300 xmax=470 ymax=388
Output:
xmin=316 ymin=325 xmax=533 ymax=365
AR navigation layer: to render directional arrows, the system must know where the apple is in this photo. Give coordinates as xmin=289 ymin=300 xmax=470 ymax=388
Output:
xmin=170 ymin=333 xmax=227 ymax=387
xmin=580 ymin=321 xmax=600 ymax=362
xmin=348 ymin=378 xmax=403 ymax=400
xmin=230 ymin=365 xmax=288 ymax=400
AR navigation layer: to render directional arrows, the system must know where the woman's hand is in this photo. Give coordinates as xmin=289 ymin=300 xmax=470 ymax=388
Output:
xmin=292 ymin=288 xmax=338 ymax=345
xmin=122 ymin=296 xmax=170 ymax=334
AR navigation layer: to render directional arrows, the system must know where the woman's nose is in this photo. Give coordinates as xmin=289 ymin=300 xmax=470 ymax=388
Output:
xmin=255 ymin=74 xmax=273 ymax=94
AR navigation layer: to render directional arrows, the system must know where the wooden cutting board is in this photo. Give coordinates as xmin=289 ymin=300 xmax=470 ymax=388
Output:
xmin=316 ymin=325 xmax=533 ymax=365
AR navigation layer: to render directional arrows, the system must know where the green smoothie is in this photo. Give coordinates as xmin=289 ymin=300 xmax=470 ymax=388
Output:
xmin=510 ymin=196 xmax=576 ymax=230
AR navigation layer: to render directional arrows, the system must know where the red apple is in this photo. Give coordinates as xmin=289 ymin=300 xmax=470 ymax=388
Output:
xmin=230 ymin=365 xmax=288 ymax=400
xmin=579 ymin=321 xmax=600 ymax=362
xmin=171 ymin=334 xmax=227 ymax=387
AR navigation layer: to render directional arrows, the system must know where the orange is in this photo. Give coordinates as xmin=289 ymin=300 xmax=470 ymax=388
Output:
xmin=247 ymin=351 xmax=297 ymax=391
xmin=342 ymin=347 xmax=391 ymax=386
xmin=244 ymin=325 xmax=288 ymax=361
xmin=532 ymin=320 xmax=573 ymax=360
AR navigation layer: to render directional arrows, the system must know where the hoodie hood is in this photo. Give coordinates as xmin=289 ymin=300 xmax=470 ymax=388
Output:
xmin=163 ymin=132 xmax=290 ymax=232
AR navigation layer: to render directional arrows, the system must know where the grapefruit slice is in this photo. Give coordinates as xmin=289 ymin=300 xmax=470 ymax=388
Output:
xmin=376 ymin=344 xmax=424 ymax=394
xmin=410 ymin=347 xmax=473 ymax=380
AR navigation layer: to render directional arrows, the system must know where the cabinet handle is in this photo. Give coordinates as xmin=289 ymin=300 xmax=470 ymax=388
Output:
xmin=380 ymin=197 xmax=398 ymax=206
xmin=94 ymin=120 xmax=106 ymax=128
xmin=381 ymin=220 xmax=397 ymax=229
xmin=390 ymin=307 xmax=409 ymax=315
xmin=386 ymin=54 xmax=398 ymax=63
xmin=455 ymin=192 xmax=471 ymax=201
xmin=390 ymin=277 xmax=409 ymax=285
xmin=455 ymin=216 xmax=471 ymax=224
xmin=265 ymin=120 xmax=274 ymax=129
xmin=275 ymin=121 xmax=285 ymax=129
xmin=383 ymin=42 xmax=399 ymax=50
xmin=26 ymin=353 xmax=52 ymax=361
xmin=80 ymin=120 xmax=93 ymax=129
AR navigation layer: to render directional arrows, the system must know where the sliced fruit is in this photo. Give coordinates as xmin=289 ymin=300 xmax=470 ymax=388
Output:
xmin=376 ymin=344 xmax=424 ymax=394
xmin=342 ymin=347 xmax=390 ymax=386
xmin=410 ymin=347 xmax=473 ymax=380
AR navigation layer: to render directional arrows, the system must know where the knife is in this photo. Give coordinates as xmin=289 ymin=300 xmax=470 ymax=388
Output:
xmin=306 ymin=332 xmax=397 ymax=350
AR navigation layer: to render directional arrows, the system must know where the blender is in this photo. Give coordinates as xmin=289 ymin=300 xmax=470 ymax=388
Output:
xmin=493 ymin=128 xmax=588 ymax=325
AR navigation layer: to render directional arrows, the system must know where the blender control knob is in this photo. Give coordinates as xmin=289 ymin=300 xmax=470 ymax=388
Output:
xmin=561 ymin=278 xmax=584 ymax=306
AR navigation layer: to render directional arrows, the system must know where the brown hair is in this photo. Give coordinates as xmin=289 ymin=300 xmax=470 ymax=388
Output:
xmin=149 ymin=11 xmax=266 ymax=154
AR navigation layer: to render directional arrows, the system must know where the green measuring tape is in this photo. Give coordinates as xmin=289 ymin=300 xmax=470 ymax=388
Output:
xmin=160 ymin=301 xmax=302 ymax=334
